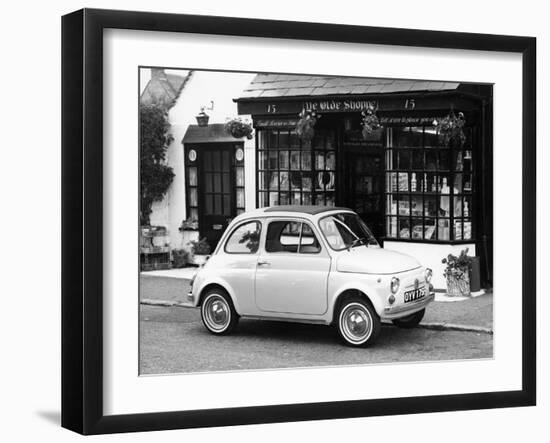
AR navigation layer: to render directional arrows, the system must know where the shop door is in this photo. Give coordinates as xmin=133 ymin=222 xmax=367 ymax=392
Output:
xmin=342 ymin=147 xmax=384 ymax=238
xmin=199 ymin=146 xmax=235 ymax=250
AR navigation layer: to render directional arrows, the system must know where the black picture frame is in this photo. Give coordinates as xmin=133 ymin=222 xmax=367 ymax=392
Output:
xmin=61 ymin=8 xmax=536 ymax=435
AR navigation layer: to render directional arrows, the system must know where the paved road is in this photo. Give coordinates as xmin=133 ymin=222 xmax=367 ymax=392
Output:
xmin=139 ymin=305 xmax=493 ymax=375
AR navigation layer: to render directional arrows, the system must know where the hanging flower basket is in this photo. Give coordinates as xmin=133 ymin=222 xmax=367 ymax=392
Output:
xmin=434 ymin=109 xmax=466 ymax=147
xmin=442 ymin=248 xmax=473 ymax=297
xmin=224 ymin=118 xmax=254 ymax=139
xmin=296 ymin=110 xmax=319 ymax=142
xmin=360 ymin=106 xmax=382 ymax=140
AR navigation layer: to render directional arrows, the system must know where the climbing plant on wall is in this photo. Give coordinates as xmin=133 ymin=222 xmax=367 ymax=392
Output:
xmin=140 ymin=104 xmax=175 ymax=226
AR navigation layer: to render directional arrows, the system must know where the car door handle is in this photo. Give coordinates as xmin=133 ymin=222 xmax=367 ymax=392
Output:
xmin=257 ymin=260 xmax=270 ymax=266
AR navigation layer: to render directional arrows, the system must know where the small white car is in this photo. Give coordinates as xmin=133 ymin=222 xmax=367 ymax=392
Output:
xmin=188 ymin=206 xmax=434 ymax=347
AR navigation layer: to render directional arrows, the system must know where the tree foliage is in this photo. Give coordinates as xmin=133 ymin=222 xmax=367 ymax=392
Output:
xmin=140 ymin=104 xmax=175 ymax=225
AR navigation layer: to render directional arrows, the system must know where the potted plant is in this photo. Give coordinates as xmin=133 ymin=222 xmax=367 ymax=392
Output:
xmin=189 ymin=237 xmax=212 ymax=266
xmin=224 ymin=117 xmax=254 ymax=139
xmin=171 ymin=248 xmax=192 ymax=269
xmin=442 ymin=248 xmax=473 ymax=297
xmin=295 ymin=110 xmax=319 ymax=142
xmin=360 ymin=106 xmax=382 ymax=139
xmin=179 ymin=217 xmax=198 ymax=231
xmin=433 ymin=109 xmax=466 ymax=147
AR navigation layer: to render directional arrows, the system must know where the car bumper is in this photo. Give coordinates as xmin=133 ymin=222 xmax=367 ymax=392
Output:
xmin=381 ymin=286 xmax=435 ymax=320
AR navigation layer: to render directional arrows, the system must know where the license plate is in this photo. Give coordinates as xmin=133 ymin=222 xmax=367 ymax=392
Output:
xmin=404 ymin=287 xmax=426 ymax=303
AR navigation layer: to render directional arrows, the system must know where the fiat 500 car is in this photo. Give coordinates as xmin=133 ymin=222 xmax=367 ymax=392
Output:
xmin=187 ymin=206 xmax=434 ymax=347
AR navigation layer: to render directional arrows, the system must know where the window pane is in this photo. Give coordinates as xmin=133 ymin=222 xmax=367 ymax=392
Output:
xmin=290 ymin=171 xmax=302 ymax=190
xmin=236 ymin=167 xmax=244 ymax=187
xmin=188 ymin=167 xmax=197 ymax=186
xmin=266 ymin=221 xmax=300 ymax=253
xmin=259 ymin=192 xmax=269 ymax=207
xmin=279 ymin=150 xmax=289 ymax=169
xmin=386 ymin=216 xmax=397 ymax=238
xmin=279 ymin=192 xmax=289 ymax=205
xmin=236 ymin=189 xmax=245 ymax=209
xmin=398 ymin=218 xmax=410 ymax=239
xmin=280 ymin=171 xmax=289 ymax=190
xmin=438 ymin=219 xmax=450 ymax=240
xmin=225 ymin=221 xmax=261 ymax=254
xmin=258 ymin=151 xmax=267 ymax=170
xmin=299 ymin=224 xmax=321 ymax=253
xmin=411 ymin=217 xmax=424 ymax=239
xmin=189 ymin=188 xmax=198 ymax=207
xmin=326 ymin=151 xmax=336 ymax=170
xmin=290 ymin=151 xmax=300 ymax=170
xmin=268 ymin=171 xmax=279 ymax=190
xmin=301 ymin=150 xmax=312 ymax=170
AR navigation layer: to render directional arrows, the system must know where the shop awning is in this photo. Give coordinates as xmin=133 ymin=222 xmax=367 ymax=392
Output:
xmin=182 ymin=124 xmax=238 ymax=144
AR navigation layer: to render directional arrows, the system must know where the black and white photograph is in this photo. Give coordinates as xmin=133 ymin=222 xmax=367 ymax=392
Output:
xmin=138 ymin=68 xmax=494 ymax=375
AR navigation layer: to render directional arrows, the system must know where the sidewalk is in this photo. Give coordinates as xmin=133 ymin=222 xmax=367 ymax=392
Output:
xmin=140 ymin=269 xmax=493 ymax=333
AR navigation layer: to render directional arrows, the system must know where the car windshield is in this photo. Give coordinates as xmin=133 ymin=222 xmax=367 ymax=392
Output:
xmin=319 ymin=212 xmax=379 ymax=250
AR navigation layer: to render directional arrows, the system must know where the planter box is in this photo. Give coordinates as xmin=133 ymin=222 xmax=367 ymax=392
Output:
xmin=446 ymin=273 xmax=470 ymax=297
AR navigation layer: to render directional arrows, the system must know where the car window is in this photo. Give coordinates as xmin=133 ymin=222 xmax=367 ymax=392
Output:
xmin=266 ymin=220 xmax=321 ymax=254
xmin=224 ymin=221 xmax=261 ymax=254
xmin=299 ymin=223 xmax=321 ymax=253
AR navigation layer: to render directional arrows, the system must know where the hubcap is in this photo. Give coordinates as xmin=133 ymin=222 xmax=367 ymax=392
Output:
xmin=340 ymin=303 xmax=373 ymax=344
xmin=204 ymin=295 xmax=230 ymax=331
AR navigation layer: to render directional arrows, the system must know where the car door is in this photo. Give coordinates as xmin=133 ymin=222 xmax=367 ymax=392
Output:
xmin=218 ymin=219 xmax=262 ymax=313
xmin=255 ymin=218 xmax=330 ymax=315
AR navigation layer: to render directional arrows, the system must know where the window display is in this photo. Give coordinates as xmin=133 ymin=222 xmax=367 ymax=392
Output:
xmin=257 ymin=128 xmax=336 ymax=207
xmin=385 ymin=125 xmax=475 ymax=242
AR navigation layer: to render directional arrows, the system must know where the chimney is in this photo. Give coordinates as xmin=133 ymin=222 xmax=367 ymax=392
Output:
xmin=151 ymin=68 xmax=167 ymax=80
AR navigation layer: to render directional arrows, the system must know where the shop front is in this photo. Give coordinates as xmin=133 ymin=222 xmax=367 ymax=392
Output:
xmin=235 ymin=75 xmax=493 ymax=289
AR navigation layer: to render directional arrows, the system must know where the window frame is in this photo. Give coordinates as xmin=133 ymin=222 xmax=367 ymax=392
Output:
xmin=256 ymin=127 xmax=337 ymax=208
xmin=384 ymin=125 xmax=476 ymax=243
xmin=264 ymin=218 xmax=323 ymax=255
xmin=223 ymin=219 xmax=262 ymax=255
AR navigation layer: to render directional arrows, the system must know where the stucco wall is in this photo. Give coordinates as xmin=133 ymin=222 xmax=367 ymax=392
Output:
xmin=382 ymin=241 xmax=476 ymax=290
xmin=145 ymin=69 xmax=256 ymax=249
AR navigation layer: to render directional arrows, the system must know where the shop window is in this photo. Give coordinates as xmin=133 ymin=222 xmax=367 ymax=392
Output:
xmin=257 ymin=129 xmax=336 ymax=207
xmin=385 ymin=126 xmax=475 ymax=242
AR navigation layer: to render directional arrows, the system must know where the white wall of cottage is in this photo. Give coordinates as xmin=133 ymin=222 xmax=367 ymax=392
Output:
xmin=147 ymin=69 xmax=256 ymax=249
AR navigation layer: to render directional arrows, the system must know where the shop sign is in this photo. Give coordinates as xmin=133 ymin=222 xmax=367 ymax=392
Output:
xmin=303 ymin=99 xmax=378 ymax=113
xmin=380 ymin=116 xmax=439 ymax=125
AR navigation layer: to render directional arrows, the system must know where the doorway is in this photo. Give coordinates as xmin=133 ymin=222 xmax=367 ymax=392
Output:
xmin=341 ymin=145 xmax=384 ymax=238
xmin=198 ymin=145 xmax=235 ymax=250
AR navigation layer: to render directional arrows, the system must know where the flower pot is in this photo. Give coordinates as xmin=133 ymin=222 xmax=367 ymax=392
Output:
xmin=446 ymin=273 xmax=471 ymax=297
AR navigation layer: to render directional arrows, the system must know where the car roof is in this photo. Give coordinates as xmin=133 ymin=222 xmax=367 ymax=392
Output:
xmin=232 ymin=205 xmax=354 ymax=223
xmin=263 ymin=205 xmax=352 ymax=215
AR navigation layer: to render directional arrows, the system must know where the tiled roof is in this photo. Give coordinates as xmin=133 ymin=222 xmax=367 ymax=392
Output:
xmin=140 ymin=69 xmax=190 ymax=108
xmin=237 ymin=74 xmax=460 ymax=100
xmin=182 ymin=124 xmax=239 ymax=144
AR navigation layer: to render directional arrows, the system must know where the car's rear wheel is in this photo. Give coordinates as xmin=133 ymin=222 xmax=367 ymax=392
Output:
xmin=392 ymin=308 xmax=425 ymax=328
xmin=336 ymin=297 xmax=380 ymax=347
xmin=200 ymin=289 xmax=238 ymax=335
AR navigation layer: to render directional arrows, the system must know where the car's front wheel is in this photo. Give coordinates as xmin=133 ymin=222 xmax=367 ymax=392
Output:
xmin=392 ymin=308 xmax=425 ymax=328
xmin=336 ymin=297 xmax=380 ymax=347
xmin=200 ymin=289 xmax=239 ymax=335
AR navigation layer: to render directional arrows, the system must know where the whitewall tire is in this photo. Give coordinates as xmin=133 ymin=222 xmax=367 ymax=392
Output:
xmin=200 ymin=289 xmax=239 ymax=335
xmin=337 ymin=297 xmax=381 ymax=347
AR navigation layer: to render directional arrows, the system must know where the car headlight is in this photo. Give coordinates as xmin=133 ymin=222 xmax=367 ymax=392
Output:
xmin=390 ymin=277 xmax=400 ymax=294
xmin=425 ymin=268 xmax=433 ymax=283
